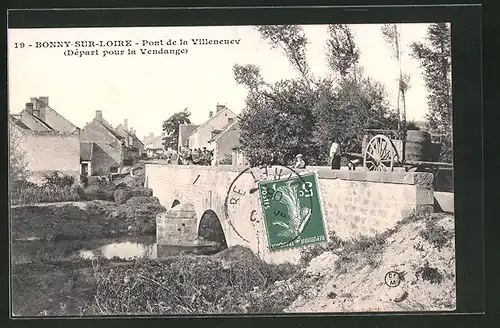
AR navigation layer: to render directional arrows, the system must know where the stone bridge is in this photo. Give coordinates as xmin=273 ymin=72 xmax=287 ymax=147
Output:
xmin=144 ymin=163 xmax=436 ymax=264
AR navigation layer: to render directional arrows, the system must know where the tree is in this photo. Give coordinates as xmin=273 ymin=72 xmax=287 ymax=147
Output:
xmin=312 ymin=72 xmax=397 ymax=163
xmin=235 ymin=24 xmax=399 ymax=166
xmin=237 ymin=78 xmax=317 ymax=166
xmin=410 ymin=23 xmax=452 ymax=162
xmin=162 ymin=108 xmax=192 ymax=150
xmin=381 ymin=24 xmax=412 ymax=131
xmin=325 ymin=24 xmax=361 ymax=81
xmin=256 ymin=25 xmax=313 ymax=87
xmin=8 ymin=123 xmax=30 ymax=189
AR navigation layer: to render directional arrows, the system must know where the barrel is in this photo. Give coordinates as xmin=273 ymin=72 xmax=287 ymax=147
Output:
xmin=404 ymin=130 xmax=432 ymax=162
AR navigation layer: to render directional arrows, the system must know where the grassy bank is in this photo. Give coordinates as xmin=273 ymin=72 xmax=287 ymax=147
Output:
xmin=287 ymin=212 xmax=456 ymax=312
xmin=10 ymin=201 xmax=165 ymax=241
xmin=12 ymin=246 xmax=301 ymax=316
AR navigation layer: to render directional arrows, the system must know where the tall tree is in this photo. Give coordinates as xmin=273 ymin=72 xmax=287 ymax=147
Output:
xmin=410 ymin=23 xmax=452 ymax=162
xmin=325 ymin=24 xmax=361 ymax=82
xmin=256 ymin=25 xmax=312 ymax=87
xmin=161 ymin=108 xmax=192 ymax=150
xmin=312 ymin=73 xmax=398 ymax=163
xmin=381 ymin=24 xmax=411 ymax=131
xmin=237 ymin=78 xmax=317 ymax=166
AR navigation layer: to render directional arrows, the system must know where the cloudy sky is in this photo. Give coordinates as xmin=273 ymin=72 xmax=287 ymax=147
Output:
xmin=8 ymin=23 xmax=441 ymax=140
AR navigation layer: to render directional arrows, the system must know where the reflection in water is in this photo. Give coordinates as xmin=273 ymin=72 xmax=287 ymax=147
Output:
xmin=99 ymin=242 xmax=158 ymax=260
xmin=79 ymin=250 xmax=96 ymax=260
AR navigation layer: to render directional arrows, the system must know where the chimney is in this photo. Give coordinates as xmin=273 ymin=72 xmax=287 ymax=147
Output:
xmin=216 ymin=104 xmax=225 ymax=113
xmin=150 ymin=132 xmax=154 ymax=137
xmin=96 ymin=110 xmax=103 ymax=120
xmin=39 ymin=97 xmax=49 ymax=106
xmin=124 ymin=119 xmax=128 ymax=131
xmin=25 ymin=102 xmax=34 ymax=114
xmin=209 ymin=111 xmax=213 ymax=118
xmin=30 ymin=97 xmax=37 ymax=110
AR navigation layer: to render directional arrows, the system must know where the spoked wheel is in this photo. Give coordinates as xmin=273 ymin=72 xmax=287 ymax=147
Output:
xmin=363 ymin=135 xmax=396 ymax=171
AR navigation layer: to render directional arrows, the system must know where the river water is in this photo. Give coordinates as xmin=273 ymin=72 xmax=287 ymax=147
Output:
xmin=11 ymin=235 xmax=225 ymax=264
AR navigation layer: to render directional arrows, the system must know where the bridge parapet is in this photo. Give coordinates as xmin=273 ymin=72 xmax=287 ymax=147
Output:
xmin=145 ymin=163 xmax=434 ymax=264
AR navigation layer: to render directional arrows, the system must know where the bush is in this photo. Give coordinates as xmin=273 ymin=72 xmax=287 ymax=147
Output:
xmin=218 ymin=154 xmax=233 ymax=165
xmin=42 ymin=172 xmax=76 ymax=189
xmin=11 ymin=184 xmax=84 ymax=205
xmin=126 ymin=196 xmax=160 ymax=206
xmin=299 ymin=232 xmax=345 ymax=266
xmin=90 ymin=246 xmax=300 ymax=315
xmin=113 ymin=188 xmax=153 ymax=204
xmin=420 ymin=220 xmax=453 ymax=250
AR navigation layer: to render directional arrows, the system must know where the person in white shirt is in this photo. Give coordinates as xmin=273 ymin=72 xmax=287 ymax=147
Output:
xmin=294 ymin=154 xmax=306 ymax=169
xmin=329 ymin=141 xmax=341 ymax=170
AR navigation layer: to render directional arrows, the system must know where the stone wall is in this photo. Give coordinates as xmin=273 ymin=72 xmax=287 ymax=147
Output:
xmin=156 ymin=203 xmax=198 ymax=246
xmin=145 ymin=164 xmax=435 ymax=264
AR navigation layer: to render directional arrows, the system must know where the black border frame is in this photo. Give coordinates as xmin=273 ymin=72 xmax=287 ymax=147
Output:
xmin=3 ymin=3 xmax=484 ymax=327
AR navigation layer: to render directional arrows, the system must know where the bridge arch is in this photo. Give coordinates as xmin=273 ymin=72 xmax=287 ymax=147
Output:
xmin=198 ymin=210 xmax=227 ymax=247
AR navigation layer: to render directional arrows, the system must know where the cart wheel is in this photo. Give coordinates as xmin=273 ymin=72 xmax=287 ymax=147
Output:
xmin=363 ymin=135 xmax=395 ymax=172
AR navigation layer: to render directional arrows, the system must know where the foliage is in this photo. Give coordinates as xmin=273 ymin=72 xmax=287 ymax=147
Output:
xmin=10 ymin=201 xmax=165 ymax=241
xmin=410 ymin=23 xmax=453 ymax=163
xmin=325 ymin=24 xmax=360 ymax=79
xmin=9 ymin=124 xmax=30 ymax=189
xmin=42 ymin=172 xmax=76 ymax=189
xmin=90 ymin=246 xmax=301 ymax=315
xmin=11 ymin=184 xmax=84 ymax=205
xmin=419 ymin=219 xmax=453 ymax=250
xmin=218 ymin=154 xmax=233 ymax=165
xmin=256 ymin=25 xmax=312 ymax=86
xmin=235 ymin=25 xmax=398 ymax=166
xmin=312 ymin=74 xmax=398 ymax=163
xmin=237 ymin=78 xmax=318 ymax=166
xmin=161 ymin=108 xmax=192 ymax=150
xmin=416 ymin=261 xmax=444 ymax=284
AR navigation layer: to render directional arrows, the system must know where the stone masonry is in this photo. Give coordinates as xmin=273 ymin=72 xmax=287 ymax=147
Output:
xmin=146 ymin=163 xmax=435 ymax=264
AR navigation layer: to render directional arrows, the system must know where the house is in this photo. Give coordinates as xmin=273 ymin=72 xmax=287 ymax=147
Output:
xmin=186 ymin=104 xmax=237 ymax=151
xmin=8 ymin=97 xmax=81 ymax=184
xmin=80 ymin=110 xmax=134 ymax=175
xmin=207 ymin=118 xmax=241 ymax=165
xmin=177 ymin=124 xmax=199 ymax=152
xmin=143 ymin=132 xmax=166 ymax=158
xmin=116 ymin=119 xmax=144 ymax=158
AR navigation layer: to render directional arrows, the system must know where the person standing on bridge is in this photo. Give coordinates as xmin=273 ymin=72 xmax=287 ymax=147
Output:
xmin=329 ymin=140 xmax=341 ymax=170
xmin=294 ymin=154 xmax=306 ymax=169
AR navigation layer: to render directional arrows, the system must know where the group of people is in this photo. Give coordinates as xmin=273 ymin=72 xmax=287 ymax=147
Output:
xmin=293 ymin=140 xmax=348 ymax=170
xmin=179 ymin=147 xmax=213 ymax=166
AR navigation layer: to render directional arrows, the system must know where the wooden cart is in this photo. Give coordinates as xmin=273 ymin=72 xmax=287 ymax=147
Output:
xmin=343 ymin=126 xmax=453 ymax=173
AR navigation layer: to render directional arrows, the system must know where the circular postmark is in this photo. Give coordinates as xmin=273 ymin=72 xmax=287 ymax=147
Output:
xmin=384 ymin=271 xmax=402 ymax=287
xmin=223 ymin=164 xmax=320 ymax=250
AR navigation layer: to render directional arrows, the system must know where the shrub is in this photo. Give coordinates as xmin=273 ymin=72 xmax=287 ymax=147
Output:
xmin=126 ymin=196 xmax=160 ymax=206
xmin=114 ymin=188 xmax=153 ymax=204
xmin=299 ymin=232 xmax=345 ymax=266
xmin=42 ymin=172 xmax=76 ymax=189
xmin=89 ymin=246 xmax=300 ymax=315
xmin=218 ymin=154 xmax=233 ymax=165
xmin=420 ymin=220 xmax=453 ymax=250
xmin=416 ymin=261 xmax=444 ymax=284
xmin=11 ymin=184 xmax=84 ymax=205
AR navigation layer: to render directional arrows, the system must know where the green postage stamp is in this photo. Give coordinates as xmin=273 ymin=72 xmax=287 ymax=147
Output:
xmin=258 ymin=172 xmax=328 ymax=252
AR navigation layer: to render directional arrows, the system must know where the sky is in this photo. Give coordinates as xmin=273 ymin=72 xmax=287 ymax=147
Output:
xmin=8 ymin=23 xmax=443 ymax=140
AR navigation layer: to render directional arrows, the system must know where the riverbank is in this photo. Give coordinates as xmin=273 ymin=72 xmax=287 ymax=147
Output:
xmin=12 ymin=246 xmax=300 ymax=316
xmin=11 ymin=200 xmax=165 ymax=242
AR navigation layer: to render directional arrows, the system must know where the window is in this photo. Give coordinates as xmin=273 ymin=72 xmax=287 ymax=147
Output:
xmin=228 ymin=118 xmax=234 ymax=124
xmin=110 ymin=167 xmax=118 ymax=173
